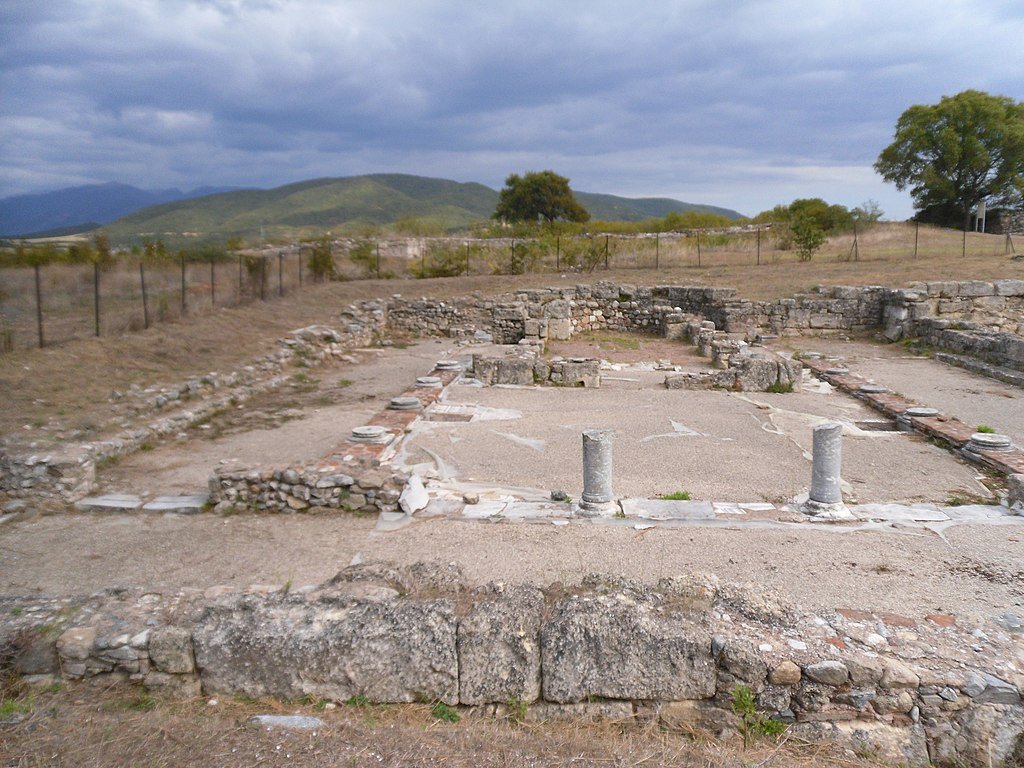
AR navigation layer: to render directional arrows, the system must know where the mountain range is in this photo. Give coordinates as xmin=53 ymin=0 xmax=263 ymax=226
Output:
xmin=0 ymin=182 xmax=243 ymax=237
xmin=1 ymin=175 xmax=743 ymax=242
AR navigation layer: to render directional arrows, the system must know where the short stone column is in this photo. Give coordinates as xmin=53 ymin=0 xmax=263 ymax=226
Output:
xmin=804 ymin=422 xmax=851 ymax=519
xmin=578 ymin=429 xmax=615 ymax=516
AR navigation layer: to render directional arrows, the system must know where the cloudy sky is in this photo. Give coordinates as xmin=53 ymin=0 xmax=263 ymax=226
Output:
xmin=2 ymin=1 xmax=1023 ymax=218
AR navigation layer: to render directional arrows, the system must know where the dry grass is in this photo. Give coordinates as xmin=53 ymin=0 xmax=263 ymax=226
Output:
xmin=1 ymin=224 xmax=1021 ymax=436
xmin=0 ymin=682 xmax=894 ymax=768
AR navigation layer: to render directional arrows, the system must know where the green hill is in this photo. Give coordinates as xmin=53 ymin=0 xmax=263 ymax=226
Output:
xmin=101 ymin=174 xmax=743 ymax=245
xmin=574 ymin=192 xmax=740 ymax=222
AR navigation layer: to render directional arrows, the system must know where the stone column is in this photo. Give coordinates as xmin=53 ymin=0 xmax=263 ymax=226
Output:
xmin=809 ymin=422 xmax=843 ymax=504
xmin=579 ymin=429 xmax=614 ymax=515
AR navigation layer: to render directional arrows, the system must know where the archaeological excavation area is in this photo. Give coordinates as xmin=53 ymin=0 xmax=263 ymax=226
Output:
xmin=2 ymin=278 xmax=1024 ymax=766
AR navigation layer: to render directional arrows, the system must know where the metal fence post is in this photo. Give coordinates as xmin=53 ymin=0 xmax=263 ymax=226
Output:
xmin=94 ymin=261 xmax=101 ymax=336
xmin=278 ymin=253 xmax=284 ymax=296
xmin=210 ymin=254 xmax=216 ymax=307
xmin=140 ymin=260 xmax=150 ymax=329
xmin=34 ymin=263 xmax=44 ymax=348
xmin=180 ymin=252 xmax=187 ymax=315
xmin=914 ymin=221 xmax=919 ymax=259
xmin=756 ymin=227 xmax=761 ymax=266
xmin=696 ymin=231 xmax=701 ymax=267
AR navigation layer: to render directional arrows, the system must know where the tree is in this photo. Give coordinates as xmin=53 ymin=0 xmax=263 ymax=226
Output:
xmin=875 ymin=90 xmax=1024 ymax=228
xmin=791 ymin=213 xmax=826 ymax=261
xmin=493 ymin=170 xmax=590 ymax=224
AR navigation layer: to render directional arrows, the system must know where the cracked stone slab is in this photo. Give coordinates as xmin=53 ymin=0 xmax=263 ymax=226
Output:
xmin=142 ymin=495 xmax=209 ymax=514
xmin=620 ymin=499 xmax=715 ymax=520
xmin=74 ymin=494 xmax=143 ymax=512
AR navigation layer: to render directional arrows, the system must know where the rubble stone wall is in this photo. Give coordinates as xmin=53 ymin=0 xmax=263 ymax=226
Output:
xmin=12 ymin=564 xmax=1021 ymax=768
xmin=0 ymin=305 xmax=388 ymax=504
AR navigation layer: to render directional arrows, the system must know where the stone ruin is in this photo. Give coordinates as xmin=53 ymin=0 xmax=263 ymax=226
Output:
xmin=4 ymin=279 xmax=1024 ymax=766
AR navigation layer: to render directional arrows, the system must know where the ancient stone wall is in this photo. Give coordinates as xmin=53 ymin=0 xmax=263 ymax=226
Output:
xmin=0 ymin=306 xmax=388 ymax=505
xmin=8 ymin=563 xmax=1020 ymax=767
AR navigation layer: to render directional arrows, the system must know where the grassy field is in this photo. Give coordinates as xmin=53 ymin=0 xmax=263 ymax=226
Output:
xmin=1 ymin=222 xmax=1021 ymax=437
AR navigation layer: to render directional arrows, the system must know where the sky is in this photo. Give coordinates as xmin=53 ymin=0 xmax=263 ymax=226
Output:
xmin=2 ymin=1 xmax=1023 ymax=219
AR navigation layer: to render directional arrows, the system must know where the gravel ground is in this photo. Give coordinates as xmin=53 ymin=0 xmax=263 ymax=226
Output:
xmin=784 ymin=338 xmax=1024 ymax=445
xmin=1 ymin=511 xmax=1021 ymax=622
xmin=97 ymin=340 xmax=459 ymax=496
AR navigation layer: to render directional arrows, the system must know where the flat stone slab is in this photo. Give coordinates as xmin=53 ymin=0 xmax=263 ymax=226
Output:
xmin=74 ymin=494 xmax=143 ymax=512
xmin=848 ymin=504 xmax=949 ymax=523
xmin=620 ymin=499 xmax=715 ymax=520
xmin=142 ymin=495 xmax=209 ymax=514
xmin=250 ymin=715 xmax=324 ymax=731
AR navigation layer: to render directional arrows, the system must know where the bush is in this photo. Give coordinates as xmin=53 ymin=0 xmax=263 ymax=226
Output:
xmin=307 ymin=237 xmax=337 ymax=282
xmin=791 ymin=214 xmax=826 ymax=261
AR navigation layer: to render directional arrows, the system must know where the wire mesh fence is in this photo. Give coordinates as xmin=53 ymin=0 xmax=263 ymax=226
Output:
xmin=0 ymin=223 xmax=1016 ymax=353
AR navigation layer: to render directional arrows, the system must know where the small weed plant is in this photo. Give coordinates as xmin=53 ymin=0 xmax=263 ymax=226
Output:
xmin=766 ymin=380 xmax=794 ymax=394
xmin=506 ymin=697 xmax=528 ymax=724
xmin=430 ymin=701 xmax=460 ymax=723
xmin=976 ymin=425 xmax=995 ymax=433
xmin=659 ymin=491 xmax=691 ymax=501
xmin=731 ymin=684 xmax=786 ymax=748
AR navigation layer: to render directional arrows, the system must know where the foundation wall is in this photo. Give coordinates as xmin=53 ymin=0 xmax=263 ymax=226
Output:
xmin=9 ymin=564 xmax=1020 ymax=768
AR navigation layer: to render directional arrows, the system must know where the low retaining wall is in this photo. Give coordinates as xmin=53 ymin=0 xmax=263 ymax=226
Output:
xmin=0 ymin=305 xmax=388 ymax=504
xmin=7 ymin=563 xmax=1020 ymax=767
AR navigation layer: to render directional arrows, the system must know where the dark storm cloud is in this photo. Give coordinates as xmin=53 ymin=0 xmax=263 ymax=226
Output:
xmin=2 ymin=0 xmax=1023 ymax=217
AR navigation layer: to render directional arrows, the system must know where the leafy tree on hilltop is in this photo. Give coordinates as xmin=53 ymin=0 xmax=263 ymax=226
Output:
xmin=875 ymin=90 xmax=1024 ymax=228
xmin=493 ymin=170 xmax=590 ymax=224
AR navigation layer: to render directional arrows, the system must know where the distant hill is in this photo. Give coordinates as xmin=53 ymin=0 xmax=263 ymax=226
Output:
xmin=0 ymin=182 xmax=243 ymax=237
xmin=97 ymin=174 xmax=743 ymax=245
xmin=574 ymin=192 xmax=740 ymax=222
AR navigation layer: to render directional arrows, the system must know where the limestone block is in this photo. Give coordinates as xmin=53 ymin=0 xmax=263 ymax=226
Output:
xmin=558 ymin=359 xmax=600 ymax=388
xmin=718 ymin=641 xmax=767 ymax=685
xmin=958 ymin=280 xmax=996 ymax=297
xmin=833 ymin=722 xmax=930 ymax=767
xmin=540 ymin=593 xmax=715 ymax=703
xmin=193 ymin=589 xmax=459 ymax=704
xmin=457 ymin=586 xmax=544 ymax=705
xmin=805 ymin=660 xmax=849 ymax=687
xmin=56 ymin=627 xmax=96 ymax=662
xmin=547 ymin=318 xmax=573 ymax=340
xmin=472 ymin=356 xmax=498 ymax=385
xmin=659 ymin=700 xmax=737 ymax=734
xmin=994 ymin=279 xmax=1024 ymax=296
xmin=149 ymin=627 xmax=195 ymax=674
xmin=496 ymin=358 xmax=535 ymax=386
xmin=1009 ymin=474 xmax=1024 ymax=513
xmin=144 ymin=670 xmax=202 ymax=699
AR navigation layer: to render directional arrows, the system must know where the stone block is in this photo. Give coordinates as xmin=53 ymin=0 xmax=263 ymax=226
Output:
xmin=56 ymin=627 xmax=96 ymax=661
xmin=496 ymin=358 xmax=535 ymax=386
xmin=149 ymin=627 xmax=195 ymax=674
xmin=193 ymin=589 xmax=459 ymax=704
xmin=994 ymin=279 xmax=1024 ymax=296
xmin=458 ymin=586 xmax=544 ymax=705
xmin=659 ymin=700 xmax=736 ymax=734
xmin=1009 ymin=474 xmax=1024 ymax=513
xmin=547 ymin=318 xmax=573 ymax=340
xmin=958 ymin=280 xmax=995 ymax=297
xmin=540 ymin=593 xmax=714 ymax=703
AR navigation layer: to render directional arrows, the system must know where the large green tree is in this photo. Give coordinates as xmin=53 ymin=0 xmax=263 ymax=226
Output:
xmin=493 ymin=170 xmax=590 ymax=224
xmin=874 ymin=90 xmax=1024 ymax=228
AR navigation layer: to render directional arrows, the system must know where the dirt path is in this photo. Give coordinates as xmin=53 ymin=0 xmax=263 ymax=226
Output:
xmin=2 ymin=511 xmax=1021 ymax=623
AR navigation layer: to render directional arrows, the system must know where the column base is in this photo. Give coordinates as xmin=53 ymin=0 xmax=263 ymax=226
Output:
xmin=576 ymin=499 xmax=617 ymax=518
xmin=801 ymin=499 xmax=854 ymax=520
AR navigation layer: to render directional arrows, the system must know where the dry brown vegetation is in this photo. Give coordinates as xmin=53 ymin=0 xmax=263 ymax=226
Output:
xmin=1 ymin=223 xmax=1021 ymax=437
xmin=0 ymin=682 xmax=893 ymax=768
